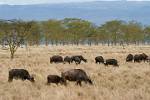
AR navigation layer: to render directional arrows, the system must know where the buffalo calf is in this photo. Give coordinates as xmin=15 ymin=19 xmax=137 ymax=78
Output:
xmin=47 ymin=75 xmax=66 ymax=85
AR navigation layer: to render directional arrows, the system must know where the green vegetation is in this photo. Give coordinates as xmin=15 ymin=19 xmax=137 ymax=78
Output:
xmin=0 ymin=20 xmax=33 ymax=59
xmin=0 ymin=18 xmax=150 ymax=59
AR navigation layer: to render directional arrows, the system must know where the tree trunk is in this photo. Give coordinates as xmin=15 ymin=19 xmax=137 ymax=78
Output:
xmin=10 ymin=50 xmax=15 ymax=59
xmin=88 ymin=41 xmax=91 ymax=46
xmin=107 ymin=40 xmax=110 ymax=46
xmin=51 ymin=41 xmax=54 ymax=46
xmin=45 ymin=40 xmax=48 ymax=46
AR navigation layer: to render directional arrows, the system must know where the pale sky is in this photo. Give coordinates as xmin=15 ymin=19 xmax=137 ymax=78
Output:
xmin=0 ymin=0 xmax=149 ymax=5
xmin=0 ymin=0 xmax=114 ymax=5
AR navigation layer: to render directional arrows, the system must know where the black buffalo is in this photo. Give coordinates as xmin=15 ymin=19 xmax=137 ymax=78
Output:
xmin=126 ymin=54 xmax=134 ymax=62
xmin=47 ymin=75 xmax=66 ymax=85
xmin=61 ymin=69 xmax=93 ymax=86
xmin=64 ymin=56 xmax=72 ymax=64
xmin=141 ymin=53 xmax=148 ymax=62
xmin=105 ymin=59 xmax=119 ymax=66
xmin=8 ymin=69 xmax=35 ymax=82
xmin=95 ymin=56 xmax=104 ymax=64
xmin=134 ymin=53 xmax=148 ymax=63
xmin=71 ymin=55 xmax=87 ymax=64
xmin=72 ymin=57 xmax=81 ymax=65
xmin=50 ymin=55 xmax=63 ymax=63
xmin=134 ymin=54 xmax=141 ymax=62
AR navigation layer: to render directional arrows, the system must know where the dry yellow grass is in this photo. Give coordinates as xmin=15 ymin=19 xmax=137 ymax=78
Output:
xmin=0 ymin=45 xmax=150 ymax=100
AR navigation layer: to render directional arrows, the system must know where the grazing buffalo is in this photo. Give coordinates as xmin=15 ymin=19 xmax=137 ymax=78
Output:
xmin=134 ymin=54 xmax=141 ymax=62
xmin=8 ymin=69 xmax=35 ymax=82
xmin=47 ymin=75 xmax=66 ymax=85
xmin=72 ymin=57 xmax=81 ymax=65
xmin=61 ymin=69 xmax=93 ymax=86
xmin=95 ymin=56 xmax=104 ymax=64
xmin=105 ymin=59 xmax=119 ymax=66
xmin=141 ymin=53 xmax=148 ymax=62
xmin=71 ymin=55 xmax=87 ymax=64
xmin=64 ymin=56 xmax=72 ymax=64
xmin=134 ymin=53 xmax=148 ymax=63
xmin=50 ymin=55 xmax=63 ymax=63
xmin=126 ymin=54 xmax=134 ymax=62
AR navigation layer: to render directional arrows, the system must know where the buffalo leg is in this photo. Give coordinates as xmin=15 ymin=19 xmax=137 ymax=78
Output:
xmin=76 ymin=80 xmax=82 ymax=86
xmin=8 ymin=76 xmax=13 ymax=82
xmin=96 ymin=61 xmax=98 ymax=64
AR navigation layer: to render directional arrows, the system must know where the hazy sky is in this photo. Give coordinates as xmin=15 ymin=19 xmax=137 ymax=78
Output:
xmin=0 ymin=0 xmax=112 ymax=5
xmin=0 ymin=0 xmax=149 ymax=5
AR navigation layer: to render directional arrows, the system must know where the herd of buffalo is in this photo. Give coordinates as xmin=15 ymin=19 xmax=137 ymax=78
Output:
xmin=8 ymin=53 xmax=150 ymax=86
xmin=51 ymin=55 xmax=119 ymax=66
xmin=8 ymin=68 xmax=92 ymax=86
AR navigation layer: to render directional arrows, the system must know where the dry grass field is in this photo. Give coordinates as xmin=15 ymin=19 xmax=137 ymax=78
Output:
xmin=0 ymin=45 xmax=150 ymax=100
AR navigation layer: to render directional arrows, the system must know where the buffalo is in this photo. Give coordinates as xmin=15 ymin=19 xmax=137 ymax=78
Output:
xmin=71 ymin=55 xmax=87 ymax=64
xmin=64 ymin=56 xmax=72 ymax=64
xmin=8 ymin=69 xmax=35 ymax=82
xmin=47 ymin=75 xmax=66 ymax=85
xmin=50 ymin=55 xmax=63 ymax=63
xmin=72 ymin=57 xmax=81 ymax=65
xmin=134 ymin=53 xmax=148 ymax=63
xmin=95 ymin=56 xmax=104 ymax=64
xmin=105 ymin=59 xmax=119 ymax=66
xmin=126 ymin=54 xmax=133 ymax=62
xmin=141 ymin=53 xmax=148 ymax=62
xmin=61 ymin=69 xmax=93 ymax=86
xmin=134 ymin=54 xmax=141 ymax=62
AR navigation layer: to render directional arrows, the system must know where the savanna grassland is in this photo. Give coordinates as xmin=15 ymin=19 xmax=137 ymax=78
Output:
xmin=0 ymin=45 xmax=150 ymax=100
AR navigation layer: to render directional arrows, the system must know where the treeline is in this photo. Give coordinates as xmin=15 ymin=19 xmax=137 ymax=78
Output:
xmin=0 ymin=18 xmax=150 ymax=47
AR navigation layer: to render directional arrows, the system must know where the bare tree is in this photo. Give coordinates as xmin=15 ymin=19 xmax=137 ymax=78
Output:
xmin=0 ymin=19 xmax=32 ymax=59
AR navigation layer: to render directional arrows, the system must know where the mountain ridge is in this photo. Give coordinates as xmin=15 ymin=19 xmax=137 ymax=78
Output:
xmin=0 ymin=1 xmax=150 ymax=25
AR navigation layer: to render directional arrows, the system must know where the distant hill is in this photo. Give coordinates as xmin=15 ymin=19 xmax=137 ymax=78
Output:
xmin=0 ymin=1 xmax=150 ymax=25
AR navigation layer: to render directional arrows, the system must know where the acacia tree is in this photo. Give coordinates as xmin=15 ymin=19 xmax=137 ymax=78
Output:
xmin=27 ymin=21 xmax=42 ymax=46
xmin=94 ymin=27 xmax=111 ymax=46
xmin=0 ymin=18 xmax=148 ymax=48
xmin=121 ymin=21 xmax=143 ymax=45
xmin=42 ymin=20 xmax=64 ymax=46
xmin=62 ymin=18 xmax=95 ymax=45
xmin=100 ymin=20 xmax=124 ymax=45
xmin=143 ymin=26 xmax=150 ymax=44
xmin=0 ymin=20 xmax=32 ymax=59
